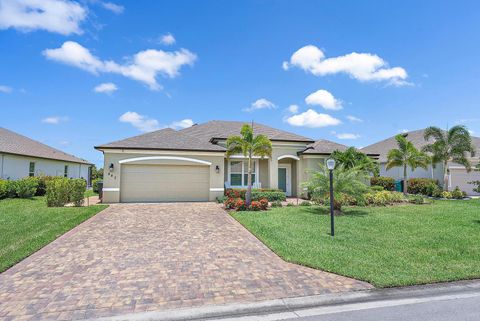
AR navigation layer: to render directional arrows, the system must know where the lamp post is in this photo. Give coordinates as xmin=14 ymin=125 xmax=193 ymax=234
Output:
xmin=326 ymin=158 xmax=336 ymax=238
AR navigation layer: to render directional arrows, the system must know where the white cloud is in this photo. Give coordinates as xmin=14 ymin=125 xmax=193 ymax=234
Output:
xmin=400 ymin=129 xmax=409 ymax=133
xmin=243 ymin=98 xmax=277 ymax=112
xmin=94 ymin=82 xmax=118 ymax=94
xmin=43 ymin=41 xmax=197 ymax=90
xmin=169 ymin=119 xmax=193 ymax=129
xmin=119 ymin=111 xmax=159 ymax=132
xmin=335 ymin=133 xmax=361 ymax=140
xmin=0 ymin=85 xmax=13 ymax=93
xmin=42 ymin=116 xmax=69 ymax=124
xmin=347 ymin=115 xmax=363 ymax=123
xmin=0 ymin=0 xmax=87 ymax=35
xmin=285 ymin=109 xmax=341 ymax=128
xmin=119 ymin=112 xmax=194 ymax=132
xmin=305 ymin=89 xmax=342 ymax=110
xmin=283 ymin=45 xmax=409 ymax=86
xmin=101 ymin=2 xmax=124 ymax=14
xmin=160 ymin=33 xmax=176 ymax=46
xmin=287 ymin=104 xmax=299 ymax=114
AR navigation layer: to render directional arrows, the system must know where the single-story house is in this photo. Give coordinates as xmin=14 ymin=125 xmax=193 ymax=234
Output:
xmin=0 ymin=127 xmax=92 ymax=184
xmin=95 ymin=120 xmax=351 ymax=203
xmin=361 ymin=129 xmax=480 ymax=195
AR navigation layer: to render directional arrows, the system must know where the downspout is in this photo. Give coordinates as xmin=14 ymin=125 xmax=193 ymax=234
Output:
xmin=0 ymin=154 xmax=4 ymax=179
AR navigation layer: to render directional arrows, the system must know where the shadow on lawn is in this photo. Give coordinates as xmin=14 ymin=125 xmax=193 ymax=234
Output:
xmin=302 ymin=206 xmax=369 ymax=217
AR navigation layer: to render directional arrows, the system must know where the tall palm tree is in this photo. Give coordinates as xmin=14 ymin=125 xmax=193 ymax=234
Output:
xmin=386 ymin=134 xmax=429 ymax=195
xmin=423 ymin=125 xmax=475 ymax=191
xmin=331 ymin=147 xmax=379 ymax=176
xmin=226 ymin=123 xmax=272 ymax=206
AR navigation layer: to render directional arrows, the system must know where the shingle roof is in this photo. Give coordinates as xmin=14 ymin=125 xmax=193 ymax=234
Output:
xmin=0 ymin=127 xmax=91 ymax=164
xmin=95 ymin=128 xmax=226 ymax=152
xmin=300 ymin=139 xmax=349 ymax=154
xmin=180 ymin=120 xmax=314 ymax=143
xmin=361 ymin=128 xmax=480 ymax=162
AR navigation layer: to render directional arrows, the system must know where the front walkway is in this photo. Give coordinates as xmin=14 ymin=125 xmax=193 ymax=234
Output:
xmin=0 ymin=203 xmax=370 ymax=320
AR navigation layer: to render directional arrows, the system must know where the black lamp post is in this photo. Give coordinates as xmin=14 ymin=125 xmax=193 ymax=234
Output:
xmin=326 ymin=158 xmax=336 ymax=238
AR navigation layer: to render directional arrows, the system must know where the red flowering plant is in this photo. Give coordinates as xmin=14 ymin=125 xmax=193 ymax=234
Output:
xmin=258 ymin=198 xmax=269 ymax=210
xmin=248 ymin=201 xmax=262 ymax=211
xmin=224 ymin=197 xmax=238 ymax=210
xmin=235 ymin=199 xmax=247 ymax=211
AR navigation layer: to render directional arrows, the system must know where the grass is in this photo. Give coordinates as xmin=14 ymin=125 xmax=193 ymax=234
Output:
xmin=0 ymin=197 xmax=107 ymax=273
xmin=231 ymin=200 xmax=480 ymax=287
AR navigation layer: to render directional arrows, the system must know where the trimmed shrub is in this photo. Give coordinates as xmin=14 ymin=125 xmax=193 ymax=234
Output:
xmin=216 ymin=195 xmax=227 ymax=203
xmin=370 ymin=176 xmax=395 ymax=191
xmin=15 ymin=177 xmax=38 ymax=198
xmin=407 ymin=178 xmax=438 ymax=196
xmin=251 ymin=190 xmax=286 ymax=202
xmin=258 ymin=198 xmax=268 ymax=210
xmin=364 ymin=191 xmax=406 ymax=206
xmin=441 ymin=191 xmax=452 ymax=199
xmin=300 ymin=200 xmax=311 ymax=206
xmin=70 ymin=179 xmax=87 ymax=207
xmin=46 ymin=178 xmax=71 ymax=207
xmin=451 ymin=186 xmax=465 ymax=199
xmin=370 ymin=185 xmax=384 ymax=192
xmin=286 ymin=203 xmax=294 ymax=207
xmin=0 ymin=180 xmax=7 ymax=199
xmin=92 ymin=179 xmax=102 ymax=193
xmin=408 ymin=195 xmax=425 ymax=204
xmin=35 ymin=176 xmax=56 ymax=196
xmin=225 ymin=188 xmax=246 ymax=199
xmin=5 ymin=180 xmax=17 ymax=198
xmin=271 ymin=200 xmax=282 ymax=208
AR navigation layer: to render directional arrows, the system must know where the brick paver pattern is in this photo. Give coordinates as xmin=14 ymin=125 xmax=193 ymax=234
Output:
xmin=0 ymin=203 xmax=372 ymax=320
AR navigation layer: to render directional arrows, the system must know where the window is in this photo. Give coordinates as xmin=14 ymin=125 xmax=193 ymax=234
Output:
xmin=29 ymin=162 xmax=35 ymax=177
xmin=229 ymin=160 xmax=257 ymax=187
xmin=64 ymin=165 xmax=69 ymax=178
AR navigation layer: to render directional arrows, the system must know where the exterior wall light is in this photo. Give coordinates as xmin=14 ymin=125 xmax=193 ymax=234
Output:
xmin=215 ymin=165 xmax=220 ymax=174
xmin=109 ymin=163 xmax=114 ymax=172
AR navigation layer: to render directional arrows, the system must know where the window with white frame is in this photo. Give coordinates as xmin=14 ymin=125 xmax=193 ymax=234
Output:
xmin=64 ymin=165 xmax=69 ymax=178
xmin=229 ymin=160 xmax=257 ymax=187
xmin=29 ymin=162 xmax=35 ymax=177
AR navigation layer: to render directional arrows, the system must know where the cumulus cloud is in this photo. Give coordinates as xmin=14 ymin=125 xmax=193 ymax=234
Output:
xmin=285 ymin=109 xmax=341 ymax=128
xmin=43 ymin=41 xmax=197 ymax=90
xmin=287 ymin=104 xmax=299 ymax=114
xmin=347 ymin=115 xmax=363 ymax=123
xmin=119 ymin=111 xmax=159 ymax=132
xmin=42 ymin=116 xmax=69 ymax=124
xmin=283 ymin=45 xmax=409 ymax=86
xmin=0 ymin=0 xmax=87 ymax=35
xmin=243 ymin=98 xmax=276 ymax=112
xmin=101 ymin=1 xmax=124 ymax=14
xmin=305 ymin=89 xmax=342 ymax=110
xmin=169 ymin=119 xmax=193 ymax=129
xmin=94 ymin=82 xmax=118 ymax=94
xmin=335 ymin=132 xmax=361 ymax=140
xmin=160 ymin=33 xmax=176 ymax=45
xmin=0 ymin=85 xmax=13 ymax=93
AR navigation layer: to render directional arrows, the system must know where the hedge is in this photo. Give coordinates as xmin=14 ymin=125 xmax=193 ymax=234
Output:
xmin=407 ymin=178 xmax=439 ymax=196
xmin=45 ymin=178 xmax=87 ymax=207
xmin=0 ymin=180 xmax=7 ymax=199
xmin=15 ymin=177 xmax=38 ymax=198
xmin=370 ymin=176 xmax=395 ymax=191
xmin=251 ymin=190 xmax=286 ymax=202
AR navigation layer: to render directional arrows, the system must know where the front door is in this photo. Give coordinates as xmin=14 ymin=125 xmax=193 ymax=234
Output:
xmin=278 ymin=164 xmax=291 ymax=196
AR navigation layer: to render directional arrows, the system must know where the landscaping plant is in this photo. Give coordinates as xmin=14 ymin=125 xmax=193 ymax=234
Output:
xmin=407 ymin=178 xmax=439 ymax=196
xmin=0 ymin=180 xmax=7 ymax=199
xmin=45 ymin=178 xmax=71 ymax=207
xmin=370 ymin=176 xmax=395 ymax=191
xmin=386 ymin=134 xmax=430 ymax=195
xmin=15 ymin=177 xmax=39 ymax=198
xmin=423 ymin=125 xmax=475 ymax=191
xmin=331 ymin=147 xmax=379 ymax=176
xmin=70 ymin=179 xmax=87 ymax=207
xmin=225 ymin=123 xmax=272 ymax=207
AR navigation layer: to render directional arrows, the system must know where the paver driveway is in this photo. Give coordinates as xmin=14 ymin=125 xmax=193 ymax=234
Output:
xmin=0 ymin=203 xmax=371 ymax=320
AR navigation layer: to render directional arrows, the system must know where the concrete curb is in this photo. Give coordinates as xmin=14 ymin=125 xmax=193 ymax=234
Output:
xmin=88 ymin=279 xmax=480 ymax=321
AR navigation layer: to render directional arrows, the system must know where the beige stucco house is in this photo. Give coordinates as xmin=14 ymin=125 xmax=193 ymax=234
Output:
xmin=361 ymin=129 xmax=480 ymax=195
xmin=0 ymin=127 xmax=92 ymax=184
xmin=95 ymin=120 xmax=351 ymax=203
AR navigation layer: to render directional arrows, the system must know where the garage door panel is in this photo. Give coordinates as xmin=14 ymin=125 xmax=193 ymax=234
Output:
xmin=450 ymin=168 xmax=480 ymax=196
xmin=120 ymin=164 xmax=209 ymax=202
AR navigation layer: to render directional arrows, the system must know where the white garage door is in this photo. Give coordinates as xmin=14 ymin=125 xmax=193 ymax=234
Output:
xmin=450 ymin=168 xmax=480 ymax=196
xmin=120 ymin=164 xmax=210 ymax=202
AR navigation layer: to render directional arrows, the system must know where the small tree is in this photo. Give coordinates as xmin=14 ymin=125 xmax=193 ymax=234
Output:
xmin=423 ymin=125 xmax=475 ymax=191
xmin=226 ymin=124 xmax=272 ymax=206
xmin=331 ymin=147 xmax=379 ymax=176
xmin=386 ymin=134 xmax=429 ymax=195
xmin=303 ymin=164 xmax=369 ymax=213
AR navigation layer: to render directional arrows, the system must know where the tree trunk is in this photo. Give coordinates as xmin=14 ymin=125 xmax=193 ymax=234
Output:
xmin=246 ymin=149 xmax=253 ymax=206
xmin=403 ymin=164 xmax=408 ymax=195
xmin=443 ymin=161 xmax=449 ymax=192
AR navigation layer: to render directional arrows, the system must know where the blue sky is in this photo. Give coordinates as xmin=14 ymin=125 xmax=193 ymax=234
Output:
xmin=1 ymin=0 xmax=479 ymax=167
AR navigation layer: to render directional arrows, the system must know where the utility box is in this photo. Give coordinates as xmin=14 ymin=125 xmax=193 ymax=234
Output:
xmin=395 ymin=180 xmax=403 ymax=192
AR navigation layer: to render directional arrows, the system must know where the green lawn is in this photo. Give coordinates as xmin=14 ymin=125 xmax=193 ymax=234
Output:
xmin=0 ymin=197 xmax=107 ymax=273
xmin=232 ymin=200 xmax=480 ymax=287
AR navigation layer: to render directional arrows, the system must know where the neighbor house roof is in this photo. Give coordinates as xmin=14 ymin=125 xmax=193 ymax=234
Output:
xmin=361 ymin=129 xmax=480 ymax=162
xmin=0 ymin=127 xmax=91 ymax=164
xmin=300 ymin=139 xmax=349 ymax=155
xmin=180 ymin=120 xmax=314 ymax=143
xmin=95 ymin=128 xmax=226 ymax=152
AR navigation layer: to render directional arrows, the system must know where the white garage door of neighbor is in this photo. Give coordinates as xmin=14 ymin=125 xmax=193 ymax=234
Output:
xmin=120 ymin=164 xmax=210 ymax=202
xmin=450 ymin=168 xmax=480 ymax=196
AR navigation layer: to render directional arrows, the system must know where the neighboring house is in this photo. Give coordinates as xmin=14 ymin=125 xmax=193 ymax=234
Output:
xmin=0 ymin=127 xmax=92 ymax=184
xmin=95 ymin=120 xmax=352 ymax=203
xmin=361 ymin=129 xmax=480 ymax=195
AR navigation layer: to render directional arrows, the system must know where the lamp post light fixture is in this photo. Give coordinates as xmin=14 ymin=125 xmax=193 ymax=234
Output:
xmin=326 ymin=158 xmax=336 ymax=238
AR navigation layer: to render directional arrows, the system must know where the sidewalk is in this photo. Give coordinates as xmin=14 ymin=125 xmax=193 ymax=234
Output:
xmin=87 ymin=280 xmax=480 ymax=321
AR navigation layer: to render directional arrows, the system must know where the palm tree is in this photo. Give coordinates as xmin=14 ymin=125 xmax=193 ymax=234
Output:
xmin=423 ymin=126 xmax=475 ymax=191
xmin=226 ymin=123 xmax=272 ymax=206
xmin=386 ymin=134 xmax=429 ymax=195
xmin=303 ymin=164 xmax=369 ymax=213
xmin=331 ymin=147 xmax=379 ymax=176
